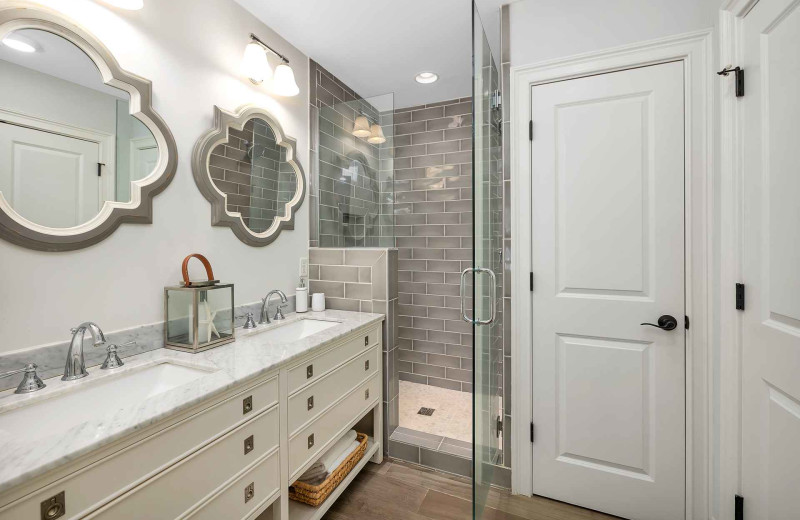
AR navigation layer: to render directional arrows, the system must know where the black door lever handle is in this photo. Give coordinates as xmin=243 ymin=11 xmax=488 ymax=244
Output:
xmin=641 ymin=315 xmax=678 ymax=331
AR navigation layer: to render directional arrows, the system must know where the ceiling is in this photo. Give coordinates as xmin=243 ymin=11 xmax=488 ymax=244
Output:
xmin=233 ymin=0 xmax=482 ymax=109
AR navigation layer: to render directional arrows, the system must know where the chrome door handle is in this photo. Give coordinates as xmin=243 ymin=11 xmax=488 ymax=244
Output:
xmin=460 ymin=267 xmax=497 ymax=326
xmin=641 ymin=315 xmax=678 ymax=331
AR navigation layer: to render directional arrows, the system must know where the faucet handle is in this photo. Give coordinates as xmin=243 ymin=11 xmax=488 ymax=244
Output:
xmin=0 ymin=363 xmax=46 ymax=394
xmin=273 ymin=306 xmax=286 ymax=321
xmin=101 ymin=341 xmax=134 ymax=370
xmin=238 ymin=312 xmax=257 ymax=329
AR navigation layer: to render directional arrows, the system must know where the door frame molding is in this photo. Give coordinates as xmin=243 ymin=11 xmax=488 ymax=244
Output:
xmin=509 ymin=29 xmax=714 ymax=520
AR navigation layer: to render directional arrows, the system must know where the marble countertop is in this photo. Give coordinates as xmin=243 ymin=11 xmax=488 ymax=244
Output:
xmin=0 ymin=309 xmax=383 ymax=495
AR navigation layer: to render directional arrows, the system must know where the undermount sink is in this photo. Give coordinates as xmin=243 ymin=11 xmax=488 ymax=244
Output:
xmin=0 ymin=361 xmax=213 ymax=441
xmin=258 ymin=318 xmax=339 ymax=342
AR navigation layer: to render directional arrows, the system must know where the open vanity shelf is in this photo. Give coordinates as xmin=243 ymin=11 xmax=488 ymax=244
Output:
xmin=287 ymin=439 xmax=379 ymax=520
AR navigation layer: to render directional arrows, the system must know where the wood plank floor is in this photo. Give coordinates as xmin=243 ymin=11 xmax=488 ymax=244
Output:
xmin=321 ymin=459 xmax=620 ymax=520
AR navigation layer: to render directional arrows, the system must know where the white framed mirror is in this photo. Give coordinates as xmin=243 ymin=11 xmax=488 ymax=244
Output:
xmin=192 ymin=105 xmax=305 ymax=247
xmin=0 ymin=5 xmax=177 ymax=251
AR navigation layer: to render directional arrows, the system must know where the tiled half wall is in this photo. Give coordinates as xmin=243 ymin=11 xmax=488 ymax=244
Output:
xmin=393 ymin=98 xmax=475 ymax=393
xmin=308 ymin=248 xmax=399 ymax=453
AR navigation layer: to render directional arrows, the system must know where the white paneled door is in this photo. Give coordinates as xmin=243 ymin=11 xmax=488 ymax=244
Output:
xmin=530 ymin=62 xmax=685 ymax=520
xmin=741 ymin=0 xmax=800 ymax=518
xmin=0 ymin=122 xmax=101 ymax=228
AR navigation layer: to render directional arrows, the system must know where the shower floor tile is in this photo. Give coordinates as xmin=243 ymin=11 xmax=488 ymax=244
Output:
xmin=399 ymin=380 xmax=472 ymax=443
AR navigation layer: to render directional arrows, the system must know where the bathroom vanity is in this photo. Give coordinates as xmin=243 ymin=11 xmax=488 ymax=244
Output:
xmin=0 ymin=310 xmax=383 ymax=520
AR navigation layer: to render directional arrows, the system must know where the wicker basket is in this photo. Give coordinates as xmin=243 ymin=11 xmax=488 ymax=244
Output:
xmin=289 ymin=432 xmax=369 ymax=507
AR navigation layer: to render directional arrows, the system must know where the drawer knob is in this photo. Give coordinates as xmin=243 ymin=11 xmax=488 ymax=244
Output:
xmin=40 ymin=491 xmax=65 ymax=520
xmin=365 ymin=389 xmax=369 ymax=400
xmin=306 ymin=364 xmax=313 ymax=379
xmin=244 ymin=482 xmax=254 ymax=503
xmin=364 ymin=336 xmax=369 ymax=346
xmin=308 ymin=433 xmax=315 ymax=449
xmin=242 ymin=395 xmax=253 ymax=415
xmin=307 ymin=395 xmax=314 ymax=410
xmin=365 ymin=359 xmax=369 ymax=371
xmin=244 ymin=435 xmax=254 ymax=455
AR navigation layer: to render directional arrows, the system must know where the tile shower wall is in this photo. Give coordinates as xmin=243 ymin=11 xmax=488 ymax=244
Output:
xmin=308 ymin=248 xmax=399 ymax=452
xmin=500 ymin=4 xmax=512 ymax=470
xmin=308 ymin=60 xmax=394 ymax=248
xmin=392 ymin=98 xmax=474 ymax=393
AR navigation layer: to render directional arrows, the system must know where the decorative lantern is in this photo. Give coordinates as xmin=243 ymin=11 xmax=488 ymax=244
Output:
xmin=164 ymin=254 xmax=235 ymax=353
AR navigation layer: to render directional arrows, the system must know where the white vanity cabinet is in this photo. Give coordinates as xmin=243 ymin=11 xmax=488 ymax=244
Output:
xmin=0 ymin=319 xmax=383 ymax=520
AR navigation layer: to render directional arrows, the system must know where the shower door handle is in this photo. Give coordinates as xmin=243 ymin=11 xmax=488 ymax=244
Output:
xmin=460 ymin=267 xmax=497 ymax=326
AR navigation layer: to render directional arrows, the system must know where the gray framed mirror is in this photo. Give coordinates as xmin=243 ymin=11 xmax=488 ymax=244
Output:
xmin=0 ymin=4 xmax=178 ymax=251
xmin=192 ymin=105 xmax=305 ymax=247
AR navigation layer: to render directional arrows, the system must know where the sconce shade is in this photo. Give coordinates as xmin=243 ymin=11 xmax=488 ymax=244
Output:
xmin=99 ymin=0 xmax=144 ymax=9
xmin=242 ymin=42 xmax=271 ymax=85
xmin=368 ymin=123 xmax=386 ymax=144
xmin=352 ymin=115 xmax=372 ymax=138
xmin=272 ymin=64 xmax=300 ymax=96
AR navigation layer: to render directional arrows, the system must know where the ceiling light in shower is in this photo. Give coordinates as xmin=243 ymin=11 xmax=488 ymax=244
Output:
xmin=98 ymin=0 xmax=144 ymax=10
xmin=272 ymin=63 xmax=299 ymax=96
xmin=368 ymin=123 xmax=386 ymax=144
xmin=415 ymin=71 xmax=438 ymax=84
xmin=2 ymin=35 xmax=36 ymax=53
xmin=242 ymin=40 xmax=271 ymax=85
xmin=352 ymin=115 xmax=372 ymax=138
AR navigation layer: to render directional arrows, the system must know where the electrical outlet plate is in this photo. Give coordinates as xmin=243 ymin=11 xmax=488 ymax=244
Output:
xmin=299 ymin=257 xmax=309 ymax=278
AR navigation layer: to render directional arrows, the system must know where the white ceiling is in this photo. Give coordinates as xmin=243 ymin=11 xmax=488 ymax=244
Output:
xmin=233 ymin=0 xmax=481 ymax=109
xmin=0 ymin=29 xmax=128 ymax=99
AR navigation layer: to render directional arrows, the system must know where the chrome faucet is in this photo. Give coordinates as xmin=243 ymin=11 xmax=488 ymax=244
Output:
xmin=63 ymin=322 xmax=106 ymax=381
xmin=260 ymin=290 xmax=288 ymax=324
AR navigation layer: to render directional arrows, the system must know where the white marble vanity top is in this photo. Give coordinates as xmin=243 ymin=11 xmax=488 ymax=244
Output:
xmin=0 ymin=309 xmax=383 ymax=495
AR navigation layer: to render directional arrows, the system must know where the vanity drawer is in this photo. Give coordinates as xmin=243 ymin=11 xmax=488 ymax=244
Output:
xmin=288 ymin=345 xmax=379 ymax=436
xmin=0 ymin=375 xmax=278 ymax=520
xmin=186 ymin=450 xmax=279 ymax=520
xmin=88 ymin=405 xmax=279 ymax=519
xmin=289 ymin=374 xmax=380 ymax=479
xmin=287 ymin=325 xmax=380 ymax=395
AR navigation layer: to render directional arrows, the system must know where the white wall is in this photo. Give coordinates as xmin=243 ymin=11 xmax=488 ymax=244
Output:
xmin=509 ymin=0 xmax=717 ymax=66
xmin=0 ymin=0 xmax=310 ymax=353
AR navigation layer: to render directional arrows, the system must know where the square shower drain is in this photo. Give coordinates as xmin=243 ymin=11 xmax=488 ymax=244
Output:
xmin=417 ymin=407 xmax=435 ymax=416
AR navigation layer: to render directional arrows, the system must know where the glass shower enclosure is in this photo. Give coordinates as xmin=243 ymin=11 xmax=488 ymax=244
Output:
xmin=312 ymin=93 xmax=395 ymax=248
xmin=471 ymin=3 xmax=504 ymax=518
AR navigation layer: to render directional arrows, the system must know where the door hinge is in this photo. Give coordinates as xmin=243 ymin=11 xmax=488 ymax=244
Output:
xmin=685 ymin=316 xmax=690 ymax=330
xmin=490 ymin=90 xmax=502 ymax=110
xmin=530 ymin=422 xmax=535 ymax=443
xmin=736 ymin=283 xmax=745 ymax=310
xmin=496 ymin=416 xmax=503 ymax=438
xmin=97 ymin=163 xmax=105 ymax=177
xmin=529 ymin=272 xmax=534 ymax=292
xmin=718 ymin=66 xmax=745 ymax=97
xmin=529 ymin=120 xmax=533 ymax=141
xmin=735 ymin=494 xmax=744 ymax=520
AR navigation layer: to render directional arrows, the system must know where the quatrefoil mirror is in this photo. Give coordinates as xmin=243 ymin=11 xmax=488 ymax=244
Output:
xmin=192 ymin=105 xmax=305 ymax=246
xmin=0 ymin=5 xmax=177 ymax=251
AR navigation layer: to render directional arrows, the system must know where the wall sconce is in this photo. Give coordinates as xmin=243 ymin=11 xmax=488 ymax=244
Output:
xmin=368 ymin=123 xmax=386 ymax=144
xmin=352 ymin=113 xmax=386 ymax=145
xmin=242 ymin=34 xmax=299 ymax=97
xmin=352 ymin=115 xmax=372 ymax=138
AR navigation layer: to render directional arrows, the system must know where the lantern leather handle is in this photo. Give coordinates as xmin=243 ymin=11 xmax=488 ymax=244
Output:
xmin=181 ymin=254 xmax=214 ymax=286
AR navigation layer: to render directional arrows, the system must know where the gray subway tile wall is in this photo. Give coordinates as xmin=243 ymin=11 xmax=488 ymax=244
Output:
xmin=308 ymin=59 xmax=394 ymax=249
xmin=394 ymin=98 xmax=474 ymax=393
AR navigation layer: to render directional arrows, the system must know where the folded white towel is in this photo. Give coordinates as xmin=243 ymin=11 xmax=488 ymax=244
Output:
xmin=319 ymin=430 xmax=357 ymax=471
xmin=327 ymin=440 xmax=361 ymax=472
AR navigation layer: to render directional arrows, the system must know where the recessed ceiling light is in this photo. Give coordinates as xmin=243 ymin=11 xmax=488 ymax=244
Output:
xmin=98 ymin=0 xmax=144 ymax=10
xmin=415 ymin=72 xmax=438 ymax=84
xmin=2 ymin=37 xmax=36 ymax=53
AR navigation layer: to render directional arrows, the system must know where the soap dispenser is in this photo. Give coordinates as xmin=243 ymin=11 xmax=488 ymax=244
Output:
xmin=296 ymin=278 xmax=308 ymax=313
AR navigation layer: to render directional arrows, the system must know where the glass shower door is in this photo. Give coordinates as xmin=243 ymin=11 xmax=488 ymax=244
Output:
xmin=471 ymin=3 xmax=503 ymax=518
